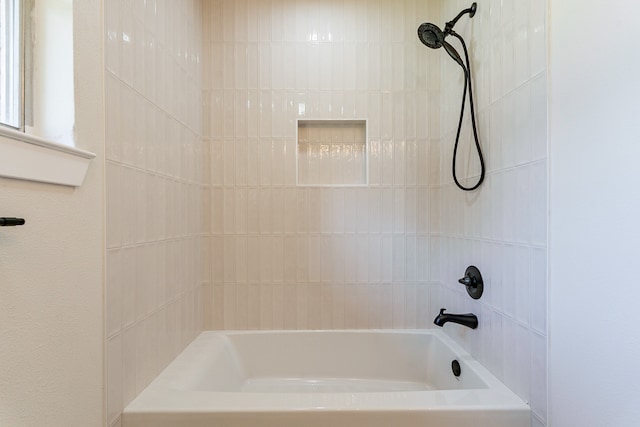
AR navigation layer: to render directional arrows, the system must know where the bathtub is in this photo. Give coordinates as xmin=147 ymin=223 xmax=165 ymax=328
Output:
xmin=123 ymin=330 xmax=530 ymax=427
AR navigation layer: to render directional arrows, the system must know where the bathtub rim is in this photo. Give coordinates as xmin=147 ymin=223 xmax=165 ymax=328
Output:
xmin=124 ymin=329 xmax=530 ymax=415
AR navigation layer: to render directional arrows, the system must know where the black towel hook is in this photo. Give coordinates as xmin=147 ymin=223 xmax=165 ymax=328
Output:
xmin=0 ymin=217 xmax=26 ymax=227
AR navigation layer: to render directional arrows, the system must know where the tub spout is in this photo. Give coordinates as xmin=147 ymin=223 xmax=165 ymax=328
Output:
xmin=433 ymin=308 xmax=478 ymax=329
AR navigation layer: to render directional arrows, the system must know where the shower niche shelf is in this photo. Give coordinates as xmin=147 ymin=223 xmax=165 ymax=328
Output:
xmin=297 ymin=119 xmax=368 ymax=187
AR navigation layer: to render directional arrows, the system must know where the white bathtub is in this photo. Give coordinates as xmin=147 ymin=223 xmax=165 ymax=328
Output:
xmin=123 ymin=330 xmax=530 ymax=427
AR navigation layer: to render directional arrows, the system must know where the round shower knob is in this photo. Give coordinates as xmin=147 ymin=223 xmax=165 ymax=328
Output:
xmin=458 ymin=266 xmax=483 ymax=300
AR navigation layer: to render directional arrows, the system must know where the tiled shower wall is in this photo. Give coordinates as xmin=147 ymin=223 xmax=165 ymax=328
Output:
xmin=203 ymin=0 xmax=439 ymax=329
xmin=104 ymin=1 xmax=206 ymax=426
xmin=429 ymin=1 xmax=548 ymax=426
xmin=100 ymin=0 xmax=548 ymax=425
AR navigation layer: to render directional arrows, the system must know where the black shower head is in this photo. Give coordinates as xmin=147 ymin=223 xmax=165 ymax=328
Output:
xmin=418 ymin=22 xmax=444 ymax=49
xmin=417 ymin=22 xmax=465 ymax=69
xmin=417 ymin=2 xmax=477 ymax=70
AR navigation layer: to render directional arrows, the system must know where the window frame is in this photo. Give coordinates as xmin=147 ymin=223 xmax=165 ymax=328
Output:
xmin=0 ymin=0 xmax=24 ymax=131
xmin=0 ymin=0 xmax=94 ymax=187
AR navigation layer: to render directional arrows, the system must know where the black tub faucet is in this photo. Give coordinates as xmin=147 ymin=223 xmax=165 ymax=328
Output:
xmin=433 ymin=308 xmax=478 ymax=329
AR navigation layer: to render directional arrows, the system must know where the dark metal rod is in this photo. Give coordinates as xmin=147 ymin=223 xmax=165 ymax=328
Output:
xmin=445 ymin=2 xmax=477 ymax=33
xmin=0 ymin=217 xmax=26 ymax=226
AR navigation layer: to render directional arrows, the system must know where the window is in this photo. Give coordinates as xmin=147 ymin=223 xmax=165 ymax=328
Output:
xmin=1 ymin=0 xmax=75 ymax=144
xmin=0 ymin=0 xmax=93 ymax=188
xmin=0 ymin=0 xmax=22 ymax=129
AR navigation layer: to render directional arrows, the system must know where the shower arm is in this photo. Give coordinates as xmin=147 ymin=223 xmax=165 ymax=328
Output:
xmin=444 ymin=3 xmax=477 ymax=35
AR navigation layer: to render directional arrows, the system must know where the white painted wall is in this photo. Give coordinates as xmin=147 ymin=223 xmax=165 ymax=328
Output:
xmin=549 ymin=0 xmax=640 ymax=426
xmin=0 ymin=1 xmax=104 ymax=426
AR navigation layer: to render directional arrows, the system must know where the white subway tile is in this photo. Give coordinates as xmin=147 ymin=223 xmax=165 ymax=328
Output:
xmin=285 ymin=138 xmax=297 ymax=185
xmin=223 ymin=189 xmax=236 ymax=234
xmin=296 ymin=283 xmax=309 ymax=329
xmin=235 ymin=236 xmax=248 ymax=284
xmin=515 ymin=83 xmax=533 ymax=166
xmin=502 ymin=244 xmax=516 ymax=318
xmin=380 ymin=284 xmax=394 ymax=328
xmin=272 ymin=236 xmax=285 ymax=283
xmin=122 ymin=326 xmax=137 ymax=406
xmin=235 ymin=93 xmax=248 ymax=139
xmin=404 ymin=284 xmax=417 ymax=328
xmin=416 ymin=284 xmax=429 ymax=328
xmin=318 ymin=235 xmax=332 ymax=284
xmin=333 ymin=284 xmax=347 ymax=328
xmin=133 ymin=18 xmax=146 ymax=95
xmin=272 ymin=284 xmax=285 ymax=329
xmin=282 ymin=284 xmax=297 ymax=328
xmin=235 ymin=189 xmax=247 ymax=234
xmin=307 ymin=285 xmax=321 ymax=329
xmin=119 ymin=6 xmax=135 ymax=86
xmin=245 ymin=139 xmax=259 ymax=186
xmin=502 ymin=169 xmax=518 ymax=242
xmin=502 ymin=318 xmax=517 ymax=393
xmin=105 ymin=75 xmax=123 ymax=162
xmin=381 ymin=188 xmax=393 ymax=233
xmin=105 ymin=0 xmax=122 ymax=76
xmin=283 ymin=236 xmax=297 ymax=284
xmin=515 ymin=245 xmax=531 ymax=326
xmin=530 ymin=247 xmax=547 ymax=334
xmin=381 ymin=235 xmax=393 ymax=282
xmin=320 ymin=284 xmax=334 ymax=329
xmin=406 ymin=235 xmax=417 ymax=283
xmin=501 ymin=93 xmax=516 ymax=169
xmin=516 ymin=324 xmax=532 ymax=403
xmin=529 ymin=0 xmax=546 ymax=78
xmin=106 ymin=249 xmax=123 ymax=338
xmin=224 ymin=236 xmax=236 ymax=283
xmin=134 ymin=170 xmax=148 ymax=244
xmin=222 ymin=283 xmax=236 ymax=329
xmin=516 ymin=165 xmax=532 ymax=244
xmin=530 ymin=74 xmax=547 ymax=161
xmin=235 ymin=284 xmax=248 ymax=330
xmin=247 ymin=236 xmax=260 ymax=282
xmin=272 ymin=139 xmax=285 ymax=185
xmin=514 ymin=5 xmax=530 ymax=88
xmin=106 ymin=163 xmax=122 ymax=249
xmin=530 ymin=331 xmax=548 ymax=422
xmin=121 ymin=247 xmax=136 ymax=328
xmin=107 ymin=334 xmax=123 ymax=425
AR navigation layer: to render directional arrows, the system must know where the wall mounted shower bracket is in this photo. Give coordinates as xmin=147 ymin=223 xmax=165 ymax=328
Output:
xmin=458 ymin=265 xmax=483 ymax=299
xmin=445 ymin=2 xmax=477 ymax=34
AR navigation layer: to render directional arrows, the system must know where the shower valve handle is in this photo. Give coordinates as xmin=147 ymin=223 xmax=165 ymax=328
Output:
xmin=458 ymin=275 xmax=477 ymax=288
xmin=457 ymin=266 xmax=484 ymax=300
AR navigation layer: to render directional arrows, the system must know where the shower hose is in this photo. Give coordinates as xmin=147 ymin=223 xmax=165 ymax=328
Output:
xmin=449 ymin=31 xmax=485 ymax=191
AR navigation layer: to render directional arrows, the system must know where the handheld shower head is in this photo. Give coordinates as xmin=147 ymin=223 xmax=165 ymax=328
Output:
xmin=417 ymin=22 xmax=465 ymax=69
xmin=442 ymin=40 xmax=465 ymax=70
xmin=417 ymin=22 xmax=444 ymax=49
xmin=416 ymin=2 xmax=486 ymax=192
xmin=417 ymin=2 xmax=477 ymax=70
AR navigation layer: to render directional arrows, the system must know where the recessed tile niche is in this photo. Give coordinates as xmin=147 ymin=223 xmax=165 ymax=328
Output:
xmin=297 ymin=120 xmax=368 ymax=186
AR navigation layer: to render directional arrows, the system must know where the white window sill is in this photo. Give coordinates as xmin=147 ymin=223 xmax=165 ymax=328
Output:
xmin=0 ymin=126 xmax=95 ymax=187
